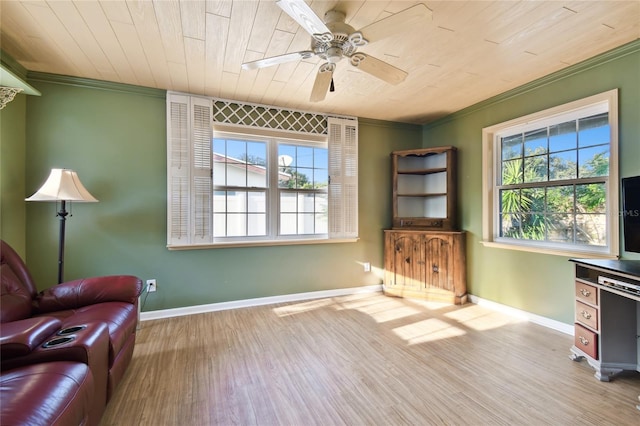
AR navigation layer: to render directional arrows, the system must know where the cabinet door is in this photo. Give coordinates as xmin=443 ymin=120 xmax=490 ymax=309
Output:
xmin=423 ymin=234 xmax=454 ymax=292
xmin=386 ymin=233 xmax=425 ymax=289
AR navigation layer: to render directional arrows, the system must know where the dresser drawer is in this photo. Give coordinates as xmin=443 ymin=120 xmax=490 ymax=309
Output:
xmin=575 ymin=281 xmax=598 ymax=306
xmin=574 ymin=323 xmax=598 ymax=360
xmin=575 ymin=301 xmax=598 ymax=330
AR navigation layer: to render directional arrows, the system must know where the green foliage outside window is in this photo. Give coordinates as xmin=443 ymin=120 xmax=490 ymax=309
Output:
xmin=500 ymin=114 xmax=609 ymax=246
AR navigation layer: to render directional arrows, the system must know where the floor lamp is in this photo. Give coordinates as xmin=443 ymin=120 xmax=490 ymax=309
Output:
xmin=26 ymin=169 xmax=98 ymax=284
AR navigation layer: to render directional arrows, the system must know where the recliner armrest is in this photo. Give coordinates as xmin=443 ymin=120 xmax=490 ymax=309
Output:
xmin=34 ymin=275 xmax=143 ymax=313
xmin=0 ymin=316 xmax=62 ymax=359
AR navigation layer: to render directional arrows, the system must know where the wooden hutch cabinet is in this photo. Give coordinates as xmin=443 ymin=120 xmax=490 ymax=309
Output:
xmin=383 ymin=146 xmax=467 ymax=304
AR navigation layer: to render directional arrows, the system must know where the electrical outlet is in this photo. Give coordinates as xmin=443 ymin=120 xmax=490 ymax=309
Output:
xmin=146 ymin=279 xmax=157 ymax=292
xmin=363 ymin=262 xmax=371 ymax=272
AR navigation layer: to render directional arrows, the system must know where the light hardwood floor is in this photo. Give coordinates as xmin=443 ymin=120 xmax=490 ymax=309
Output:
xmin=101 ymin=293 xmax=640 ymax=425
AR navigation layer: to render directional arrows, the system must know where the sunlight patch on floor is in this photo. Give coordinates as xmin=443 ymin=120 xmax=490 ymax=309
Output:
xmin=337 ymin=296 xmax=422 ymax=323
xmin=272 ymin=298 xmax=334 ymax=316
xmin=444 ymin=304 xmax=526 ymax=331
xmin=393 ymin=318 xmax=466 ymax=345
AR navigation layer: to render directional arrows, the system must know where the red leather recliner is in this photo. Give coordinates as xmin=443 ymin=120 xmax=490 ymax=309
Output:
xmin=1 ymin=239 xmax=143 ymax=425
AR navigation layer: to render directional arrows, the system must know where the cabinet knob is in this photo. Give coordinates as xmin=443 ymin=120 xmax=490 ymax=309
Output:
xmin=578 ymin=336 xmax=590 ymax=346
xmin=581 ymin=311 xmax=592 ymax=320
xmin=580 ymin=288 xmax=591 ymax=297
xmin=405 ymin=257 xmax=411 ymax=264
xmin=432 ymin=264 xmax=439 ymax=272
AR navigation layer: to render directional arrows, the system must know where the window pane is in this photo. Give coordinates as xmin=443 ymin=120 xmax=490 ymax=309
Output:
xmin=315 ymin=193 xmax=328 ymax=213
xmin=576 ymin=214 xmax=606 ymax=245
xmin=546 ymin=185 xmax=574 ymax=213
xmin=248 ymin=192 xmax=265 ymax=213
xmin=578 ymin=146 xmax=609 ymax=178
xmin=247 ymin=213 xmax=266 ymax=236
xmin=227 ymin=191 xmax=246 ymax=213
xmin=501 ymin=159 xmax=523 ymax=185
xmin=226 ymin=139 xmax=246 ymax=160
xmin=295 ymin=168 xmax=313 ymax=189
xmin=500 ymin=213 xmax=522 ymax=238
xmin=227 ymin=214 xmax=246 ymax=237
xmin=520 ymin=213 xmax=546 ymax=240
xmin=296 ymin=146 xmax=313 ymax=168
xmin=524 ymin=154 xmax=547 ymax=183
xmin=213 ymin=139 xmax=226 ymax=164
xmin=549 ymin=121 xmax=576 ymax=152
xmin=522 ymin=187 xmax=545 ymax=212
xmin=579 ymin=113 xmax=609 ymax=148
xmin=501 ymin=134 xmax=522 ymax=161
xmin=213 ymin=191 xmax=226 ymax=212
xmin=546 ymin=214 xmax=573 ymax=243
xmin=280 ymin=192 xmax=296 ymax=213
xmin=298 ymin=193 xmax=315 ymax=213
xmin=524 ymin=129 xmax=547 ymax=156
xmin=549 ymin=151 xmax=577 ymax=180
xmin=280 ymin=213 xmax=297 ymax=235
xmin=576 ymin=183 xmax=606 ymax=214
xmin=500 ymin=189 xmax=521 ymax=213
xmin=213 ymin=214 xmax=226 ymax=237
xmin=298 ymin=213 xmax=315 ymax=234
xmin=315 ymin=213 xmax=328 ymax=234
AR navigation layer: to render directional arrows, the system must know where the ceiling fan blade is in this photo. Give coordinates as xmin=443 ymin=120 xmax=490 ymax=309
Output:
xmin=242 ymin=51 xmax=314 ymax=71
xmin=349 ymin=53 xmax=407 ymax=85
xmin=310 ymin=63 xmax=335 ymax=102
xmin=276 ymin=0 xmax=332 ymax=41
xmin=358 ymin=4 xmax=431 ymax=43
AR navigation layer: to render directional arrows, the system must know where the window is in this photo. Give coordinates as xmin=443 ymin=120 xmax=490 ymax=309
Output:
xmin=166 ymin=93 xmax=358 ymax=248
xmin=482 ymin=90 xmax=619 ymax=257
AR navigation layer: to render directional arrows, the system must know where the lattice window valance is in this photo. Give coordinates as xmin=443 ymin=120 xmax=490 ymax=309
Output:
xmin=212 ymin=98 xmax=341 ymax=135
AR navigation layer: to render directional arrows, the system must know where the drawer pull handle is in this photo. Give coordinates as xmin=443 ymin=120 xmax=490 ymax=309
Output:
xmin=581 ymin=311 xmax=592 ymax=320
xmin=579 ymin=336 xmax=590 ymax=346
xmin=580 ymin=288 xmax=591 ymax=297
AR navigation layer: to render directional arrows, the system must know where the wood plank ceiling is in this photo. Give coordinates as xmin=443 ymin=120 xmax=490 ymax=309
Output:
xmin=1 ymin=1 xmax=638 ymax=124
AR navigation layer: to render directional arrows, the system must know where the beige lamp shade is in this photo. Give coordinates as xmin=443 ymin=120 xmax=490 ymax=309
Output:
xmin=26 ymin=169 xmax=98 ymax=202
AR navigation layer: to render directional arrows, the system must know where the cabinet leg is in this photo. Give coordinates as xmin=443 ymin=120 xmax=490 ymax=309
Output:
xmin=569 ymin=352 xmax=584 ymax=362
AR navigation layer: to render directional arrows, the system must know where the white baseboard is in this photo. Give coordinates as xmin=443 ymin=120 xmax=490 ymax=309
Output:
xmin=140 ymin=284 xmax=383 ymax=321
xmin=468 ymin=294 xmax=574 ymax=336
xmin=141 ymin=287 xmax=574 ymax=337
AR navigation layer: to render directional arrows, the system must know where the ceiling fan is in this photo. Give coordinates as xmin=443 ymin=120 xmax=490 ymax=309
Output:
xmin=241 ymin=0 xmax=431 ymax=102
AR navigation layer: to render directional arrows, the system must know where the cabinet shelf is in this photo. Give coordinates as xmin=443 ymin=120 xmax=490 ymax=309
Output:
xmin=391 ymin=146 xmax=456 ymax=230
xmin=398 ymin=193 xmax=447 ymax=197
xmin=397 ymin=168 xmax=447 ymax=175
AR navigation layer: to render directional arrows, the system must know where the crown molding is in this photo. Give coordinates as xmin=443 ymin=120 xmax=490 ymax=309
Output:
xmin=423 ymin=38 xmax=640 ymax=130
xmin=26 ymin=72 xmax=166 ymax=99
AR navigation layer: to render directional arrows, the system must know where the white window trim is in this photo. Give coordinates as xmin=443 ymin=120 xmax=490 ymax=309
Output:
xmin=166 ymin=93 xmax=358 ymax=250
xmin=481 ymin=89 xmax=619 ymax=258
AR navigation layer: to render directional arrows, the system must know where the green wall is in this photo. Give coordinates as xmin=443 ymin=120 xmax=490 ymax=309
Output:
xmin=422 ymin=41 xmax=640 ymax=324
xmin=23 ymin=77 xmax=421 ymax=309
xmin=0 ymin=93 xmax=27 ymax=257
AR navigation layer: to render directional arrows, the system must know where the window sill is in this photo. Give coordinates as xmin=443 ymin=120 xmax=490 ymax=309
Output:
xmin=167 ymin=237 xmax=359 ymax=250
xmin=480 ymin=240 xmax=618 ymax=259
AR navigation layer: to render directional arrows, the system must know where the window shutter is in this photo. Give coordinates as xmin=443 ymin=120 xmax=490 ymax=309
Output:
xmin=191 ymin=97 xmax=213 ymax=244
xmin=328 ymin=117 xmax=358 ymax=238
xmin=167 ymin=93 xmax=213 ymax=246
xmin=167 ymin=94 xmax=189 ymax=245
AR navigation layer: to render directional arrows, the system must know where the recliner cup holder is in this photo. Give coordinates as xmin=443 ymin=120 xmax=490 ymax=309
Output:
xmin=57 ymin=325 xmax=87 ymax=335
xmin=42 ymin=336 xmax=76 ymax=348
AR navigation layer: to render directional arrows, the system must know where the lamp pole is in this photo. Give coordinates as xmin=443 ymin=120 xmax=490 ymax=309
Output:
xmin=56 ymin=200 xmax=69 ymax=284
